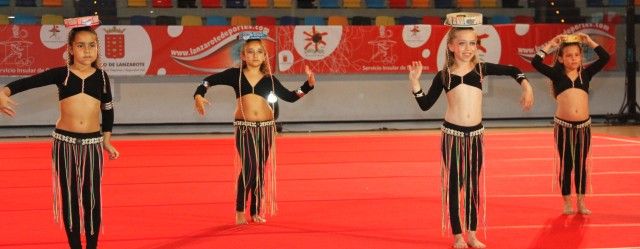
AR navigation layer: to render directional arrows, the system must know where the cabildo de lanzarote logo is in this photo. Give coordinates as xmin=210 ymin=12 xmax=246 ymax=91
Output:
xmin=105 ymin=26 xmax=125 ymax=59
xmin=97 ymin=26 xmax=151 ymax=76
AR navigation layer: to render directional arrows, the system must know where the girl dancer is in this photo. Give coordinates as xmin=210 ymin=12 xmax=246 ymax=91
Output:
xmin=0 ymin=16 xmax=119 ymax=249
xmin=193 ymin=32 xmax=316 ymax=224
xmin=408 ymin=13 xmax=534 ymax=248
xmin=531 ymin=33 xmax=609 ymax=215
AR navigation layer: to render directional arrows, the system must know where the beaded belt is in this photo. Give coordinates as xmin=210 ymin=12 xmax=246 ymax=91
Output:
xmin=440 ymin=125 xmax=484 ymax=137
xmin=52 ymin=131 xmax=103 ymax=145
xmin=554 ymin=117 xmax=591 ymax=129
xmin=233 ymin=120 xmax=276 ymax=127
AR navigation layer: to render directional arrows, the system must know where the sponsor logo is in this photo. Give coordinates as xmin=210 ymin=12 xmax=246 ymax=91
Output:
xmin=293 ymin=26 xmax=341 ymax=61
xmin=402 ymin=24 xmax=431 ymax=48
xmin=97 ymin=26 xmax=151 ymax=75
xmin=104 ymin=26 xmax=126 ymax=59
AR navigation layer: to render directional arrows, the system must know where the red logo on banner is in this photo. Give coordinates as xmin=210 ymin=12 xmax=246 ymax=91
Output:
xmin=48 ymin=25 xmax=62 ymax=39
xmin=105 ymin=26 xmax=125 ymax=59
xmin=303 ymin=26 xmax=328 ymax=52
xmin=410 ymin=26 xmax=420 ymax=36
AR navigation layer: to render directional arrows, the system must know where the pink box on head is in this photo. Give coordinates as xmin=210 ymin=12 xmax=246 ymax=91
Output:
xmin=64 ymin=15 xmax=101 ymax=28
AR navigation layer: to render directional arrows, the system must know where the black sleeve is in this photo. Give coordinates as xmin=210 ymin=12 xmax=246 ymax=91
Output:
xmin=414 ymin=72 xmax=444 ymax=111
xmin=5 ymin=67 xmax=61 ymax=96
xmin=583 ymin=46 xmax=610 ymax=78
xmin=100 ymin=70 xmax=114 ymax=133
xmin=272 ymin=75 xmax=314 ymax=103
xmin=531 ymin=52 xmax=558 ymax=79
xmin=483 ymin=62 xmax=527 ymax=84
xmin=193 ymin=68 xmax=236 ymax=98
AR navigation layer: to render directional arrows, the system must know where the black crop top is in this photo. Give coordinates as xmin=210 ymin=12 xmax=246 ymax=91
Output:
xmin=413 ymin=62 xmax=527 ymax=111
xmin=531 ymin=46 xmax=610 ymax=97
xmin=5 ymin=66 xmax=114 ymax=132
xmin=194 ymin=68 xmax=314 ymax=102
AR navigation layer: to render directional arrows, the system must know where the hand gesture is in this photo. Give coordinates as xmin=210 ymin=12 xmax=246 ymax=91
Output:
xmin=574 ymin=32 xmax=597 ymax=48
xmin=0 ymin=91 xmax=16 ymax=117
xmin=574 ymin=32 xmax=590 ymax=43
xmin=194 ymin=95 xmax=211 ymax=116
xmin=104 ymin=143 xmax=120 ymax=160
xmin=305 ymin=65 xmax=316 ymax=87
xmin=408 ymin=61 xmax=423 ymax=82
xmin=549 ymin=35 xmax=564 ymax=48
xmin=408 ymin=61 xmax=423 ymax=92
xmin=520 ymin=80 xmax=534 ymax=112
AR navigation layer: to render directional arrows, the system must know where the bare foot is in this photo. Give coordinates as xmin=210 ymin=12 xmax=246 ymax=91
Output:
xmin=577 ymin=206 xmax=592 ymax=215
xmin=467 ymin=231 xmax=486 ymax=249
xmin=563 ymin=196 xmax=575 ymax=215
xmin=453 ymin=234 xmax=468 ymax=248
xmin=252 ymin=215 xmax=267 ymax=224
xmin=577 ymin=195 xmax=591 ymax=215
xmin=563 ymin=204 xmax=575 ymax=215
xmin=236 ymin=212 xmax=247 ymax=225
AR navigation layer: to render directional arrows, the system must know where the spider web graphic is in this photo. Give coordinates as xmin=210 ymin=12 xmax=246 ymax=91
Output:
xmin=317 ymin=27 xmax=370 ymax=73
xmin=340 ymin=27 xmax=385 ymax=71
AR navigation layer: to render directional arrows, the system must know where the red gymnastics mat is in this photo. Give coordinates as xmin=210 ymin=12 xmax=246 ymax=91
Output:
xmin=1 ymin=131 xmax=639 ymax=249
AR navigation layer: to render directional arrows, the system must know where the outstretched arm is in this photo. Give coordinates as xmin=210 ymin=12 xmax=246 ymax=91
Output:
xmin=0 ymin=68 xmax=62 ymax=117
xmin=193 ymin=69 xmax=235 ymax=116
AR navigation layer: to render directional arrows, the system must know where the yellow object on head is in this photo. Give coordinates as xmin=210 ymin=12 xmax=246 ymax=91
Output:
xmin=444 ymin=12 xmax=483 ymax=27
xmin=562 ymin=34 xmax=581 ymax=44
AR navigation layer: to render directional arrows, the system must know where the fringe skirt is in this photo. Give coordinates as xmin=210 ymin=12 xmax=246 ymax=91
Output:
xmin=553 ymin=117 xmax=592 ymax=195
xmin=233 ymin=120 xmax=278 ymax=216
xmin=51 ymin=129 xmax=103 ymax=235
xmin=440 ymin=121 xmax=485 ymax=235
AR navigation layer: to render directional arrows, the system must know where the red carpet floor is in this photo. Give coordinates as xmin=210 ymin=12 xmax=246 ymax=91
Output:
xmin=0 ymin=131 xmax=639 ymax=249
